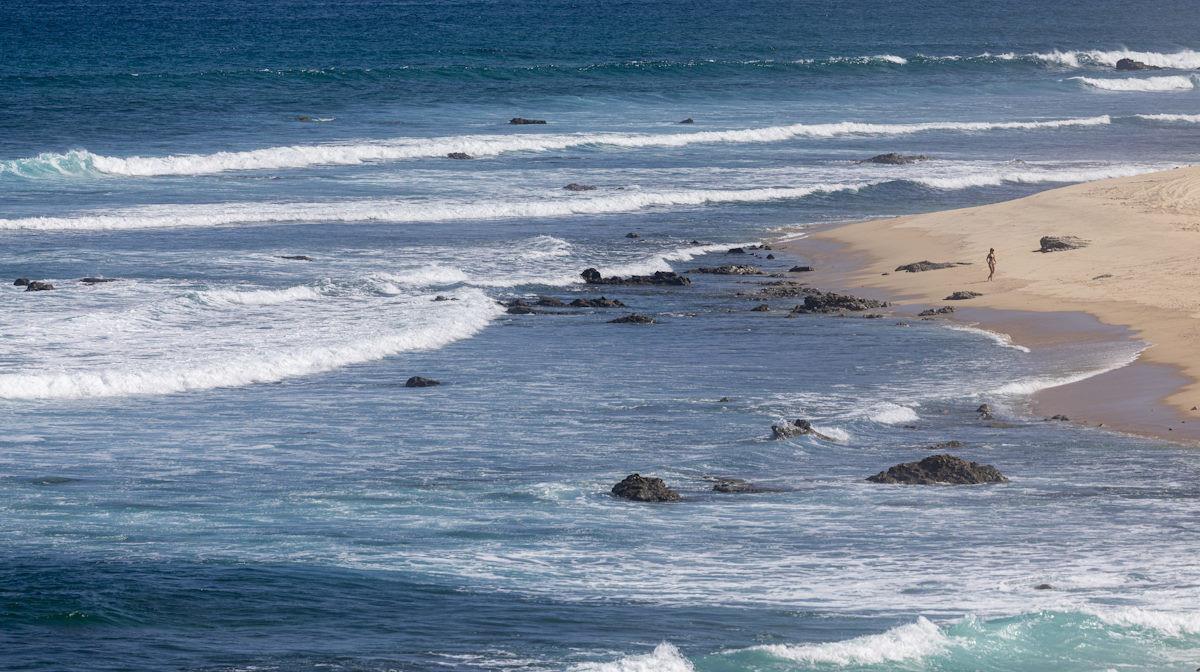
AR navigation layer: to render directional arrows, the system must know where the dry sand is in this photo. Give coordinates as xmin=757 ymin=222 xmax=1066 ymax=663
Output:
xmin=779 ymin=166 xmax=1200 ymax=443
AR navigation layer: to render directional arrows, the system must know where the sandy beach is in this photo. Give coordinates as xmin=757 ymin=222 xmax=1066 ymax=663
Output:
xmin=781 ymin=166 xmax=1200 ymax=443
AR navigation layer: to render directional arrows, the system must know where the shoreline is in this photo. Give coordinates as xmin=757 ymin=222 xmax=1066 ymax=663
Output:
xmin=775 ymin=167 xmax=1200 ymax=445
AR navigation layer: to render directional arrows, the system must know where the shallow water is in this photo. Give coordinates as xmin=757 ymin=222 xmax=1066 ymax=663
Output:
xmin=3 ymin=1 xmax=1200 ymax=670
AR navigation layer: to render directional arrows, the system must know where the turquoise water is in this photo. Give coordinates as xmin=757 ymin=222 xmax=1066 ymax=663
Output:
xmin=3 ymin=1 xmax=1200 ymax=670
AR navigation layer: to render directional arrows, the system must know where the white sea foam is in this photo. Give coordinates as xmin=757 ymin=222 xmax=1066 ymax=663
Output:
xmin=1071 ymin=75 xmax=1195 ymax=92
xmin=570 ymin=643 xmax=693 ymax=672
xmin=866 ymin=403 xmax=920 ymax=425
xmin=942 ymin=324 xmax=1032 ymax=353
xmin=0 ymin=184 xmax=867 ymax=231
xmin=747 ymin=617 xmax=950 ymax=665
xmin=0 ymin=115 xmax=1113 ymax=178
xmin=1136 ymin=113 xmax=1200 ymax=123
xmin=910 ymin=164 xmax=1158 ymax=190
xmin=1031 ymin=49 xmax=1200 ymax=69
xmin=1087 ymin=606 xmax=1200 ymax=636
xmin=192 ymin=285 xmax=324 ymax=306
xmin=991 ymin=345 xmax=1144 ymax=396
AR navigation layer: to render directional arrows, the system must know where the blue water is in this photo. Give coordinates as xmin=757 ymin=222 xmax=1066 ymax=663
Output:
xmin=4 ymin=1 xmax=1200 ymax=670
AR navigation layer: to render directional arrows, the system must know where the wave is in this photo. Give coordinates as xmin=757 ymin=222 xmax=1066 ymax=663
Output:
xmin=0 ymin=289 xmax=502 ymax=400
xmin=191 ymin=285 xmax=324 ymax=307
xmin=909 ymin=164 xmax=1160 ymax=190
xmin=942 ymin=324 xmax=1032 ymax=353
xmin=1031 ymin=48 xmax=1200 ymax=69
xmin=1136 ymin=112 xmax=1200 ymax=123
xmin=866 ymin=403 xmax=921 ymax=425
xmin=570 ymin=643 xmax=693 ymax=672
xmin=750 ymin=617 xmax=948 ymax=665
xmin=0 ymin=184 xmax=866 ymax=231
xmin=1071 ymin=75 xmax=1195 ymax=92
xmin=991 ymin=344 xmax=1144 ymax=396
xmin=0 ymin=115 xmax=1113 ymax=179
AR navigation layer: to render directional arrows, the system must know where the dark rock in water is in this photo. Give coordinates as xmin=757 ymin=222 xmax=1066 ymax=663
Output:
xmin=535 ymin=296 xmax=566 ymax=307
xmin=789 ymin=266 xmax=814 ymax=273
xmin=861 ymin=313 xmax=885 ymax=319
xmin=569 ymin=297 xmax=625 ymax=308
xmin=863 ymin=153 xmax=930 ymax=165
xmin=611 ymin=473 xmax=680 ymax=502
xmin=432 ymin=295 xmax=453 ymax=302
xmin=766 ymin=254 xmax=775 ymax=260
xmin=509 ymin=117 xmax=547 ymax=125
xmin=750 ymin=303 xmax=771 ymax=312
xmin=1033 ymin=583 xmax=1054 ymax=591
xmin=727 ymin=247 xmax=747 ymax=254
xmin=405 ymin=376 xmax=441 ymax=388
xmin=771 ymin=419 xmax=834 ymax=441
xmin=24 ymin=281 xmax=54 ymax=292
xmin=929 ymin=440 xmax=964 ymax=450
xmin=446 ymin=152 xmax=473 ymax=160
xmin=81 ymin=277 xmax=119 ymax=284
xmin=1115 ymin=58 xmax=1162 ymax=71
xmin=918 ymin=306 xmax=955 ymax=316
xmin=976 ymin=404 xmax=994 ymax=419
xmin=692 ymin=265 xmax=763 ymax=275
xmin=608 ymin=313 xmax=654 ymax=324
xmin=564 ymin=183 xmax=596 ymax=191
xmin=30 ymin=476 xmax=82 ymax=486
xmin=710 ymin=477 xmax=774 ymax=494
xmin=718 ymin=397 xmax=732 ymax=402
xmin=1039 ymin=235 xmax=1088 ymax=252
xmin=895 ymin=260 xmax=965 ymax=273
xmin=625 ymin=232 xmax=641 ymax=238
xmin=790 ymin=289 xmax=887 ymax=314
xmin=678 ymin=117 xmax=695 ymax=124
xmin=581 ymin=268 xmax=690 ymax=286
xmin=507 ymin=305 xmax=535 ymax=315
xmin=1047 ymin=414 xmax=1070 ymax=422
xmin=868 ymin=454 xmax=1008 ymax=485
xmin=945 ymin=290 xmax=982 ymax=300
xmin=277 ymin=255 xmax=314 ymax=261
xmin=296 ymin=115 xmax=314 ymax=122
xmin=13 ymin=278 xmax=30 ymax=286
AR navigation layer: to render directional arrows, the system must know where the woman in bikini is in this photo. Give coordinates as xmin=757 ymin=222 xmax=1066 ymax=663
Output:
xmin=986 ymin=248 xmax=996 ymax=281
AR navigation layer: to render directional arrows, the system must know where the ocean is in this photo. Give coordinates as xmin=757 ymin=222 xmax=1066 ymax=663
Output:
xmin=3 ymin=1 xmax=1200 ymax=670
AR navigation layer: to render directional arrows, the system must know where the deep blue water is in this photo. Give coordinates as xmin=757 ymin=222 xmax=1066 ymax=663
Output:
xmin=3 ymin=1 xmax=1200 ymax=670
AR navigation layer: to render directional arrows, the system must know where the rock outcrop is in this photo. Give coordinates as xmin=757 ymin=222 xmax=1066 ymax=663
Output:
xmin=24 ymin=281 xmax=54 ymax=292
xmin=789 ymin=266 xmax=814 ymax=273
xmin=608 ymin=313 xmax=655 ymax=324
xmin=771 ymin=419 xmax=835 ymax=441
xmin=863 ymin=153 xmax=930 ymax=165
xmin=790 ymin=289 xmax=888 ymax=314
xmin=1039 ymin=236 xmax=1088 ymax=252
xmin=867 ymin=454 xmax=1008 ymax=485
xmin=895 ymin=261 xmax=964 ymax=273
xmin=569 ymin=297 xmax=625 ymax=308
xmin=581 ymin=268 xmax=690 ymax=286
xmin=945 ymin=291 xmax=981 ymax=300
xmin=509 ymin=117 xmax=547 ymax=125
xmin=564 ymin=183 xmax=596 ymax=191
xmin=691 ymin=265 xmax=763 ymax=275
xmin=446 ymin=152 xmax=472 ymax=160
xmin=918 ymin=306 xmax=955 ymax=316
xmin=710 ymin=477 xmax=774 ymax=494
xmin=611 ymin=474 xmax=680 ymax=502
xmin=750 ymin=303 xmax=771 ymax=312
xmin=404 ymin=376 xmax=441 ymax=388
xmin=678 ymin=118 xmax=695 ymax=124
xmin=13 ymin=278 xmax=30 ymax=287
xmin=1115 ymin=58 xmax=1162 ymax=71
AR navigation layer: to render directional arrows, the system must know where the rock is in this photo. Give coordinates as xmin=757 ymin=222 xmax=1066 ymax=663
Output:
xmin=581 ymin=268 xmax=690 ymax=286
xmin=611 ymin=473 xmax=680 ymax=502
xmin=1093 ymin=274 xmax=1113 ymax=280
xmin=277 ymin=255 xmax=313 ymax=261
xmin=1047 ymin=414 xmax=1070 ymax=422
xmin=771 ymin=419 xmax=835 ymax=441
xmin=867 ymin=454 xmax=1008 ymax=485
xmin=1115 ymin=58 xmax=1162 ymax=71
xmin=296 ymin=115 xmax=314 ymax=122
xmin=748 ymin=280 xmax=813 ymax=299
xmin=710 ymin=478 xmax=774 ymax=494
xmin=625 ymin=232 xmax=641 ymax=238
xmin=404 ymin=376 xmax=441 ymax=388
xmin=929 ymin=440 xmax=964 ymax=450
xmin=750 ymin=303 xmax=771 ymax=312
xmin=80 ymin=277 xmax=119 ymax=284
xmin=1039 ymin=235 xmax=1088 ymax=252
xmin=976 ymin=404 xmax=993 ymax=419
xmin=1033 ymin=584 xmax=1054 ymax=591
xmin=507 ymin=305 xmax=535 ymax=315
xmin=863 ymin=153 xmax=930 ymax=165
xmin=608 ymin=313 xmax=654 ymax=324
xmin=790 ymin=289 xmax=888 ymax=314
xmin=678 ymin=117 xmax=695 ymax=124
xmin=24 ymin=281 xmax=54 ymax=292
xmin=945 ymin=290 xmax=982 ymax=300
xmin=446 ymin=152 xmax=473 ymax=160
xmin=718 ymin=397 xmax=732 ymax=402
xmin=691 ymin=265 xmax=763 ymax=275
xmin=727 ymin=247 xmax=746 ymax=254
xmin=13 ymin=278 xmax=30 ymax=286
xmin=432 ymin=295 xmax=453 ymax=302
xmin=535 ymin=296 xmax=566 ymax=307
xmin=564 ymin=183 xmax=596 ymax=191
xmin=569 ymin=297 xmax=625 ymax=308
xmin=509 ymin=117 xmax=547 ymax=125
xmin=895 ymin=260 xmax=965 ymax=273
xmin=789 ymin=266 xmax=814 ymax=273
xmin=918 ymin=306 xmax=955 ymax=316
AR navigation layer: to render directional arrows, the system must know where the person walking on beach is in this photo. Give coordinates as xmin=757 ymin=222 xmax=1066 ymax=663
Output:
xmin=986 ymin=248 xmax=996 ymax=281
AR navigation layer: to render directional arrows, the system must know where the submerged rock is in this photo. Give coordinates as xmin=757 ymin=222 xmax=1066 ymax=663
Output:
xmin=277 ymin=255 xmax=313 ymax=261
xmin=509 ymin=117 xmax=547 ymax=125
xmin=976 ymin=404 xmax=994 ymax=420
xmin=608 ymin=313 xmax=654 ymax=324
xmin=1046 ymin=414 xmax=1070 ymax=422
xmin=789 ymin=266 xmax=814 ymax=273
xmin=13 ymin=278 xmax=30 ymax=286
xmin=1115 ymin=58 xmax=1162 ymax=71
xmin=1039 ymin=235 xmax=1088 ymax=252
xmin=727 ymin=247 xmax=747 ymax=254
xmin=569 ymin=297 xmax=625 ymax=308
xmin=867 ymin=454 xmax=1008 ymax=485
xmin=895 ymin=261 xmax=963 ymax=273
xmin=771 ymin=419 xmax=835 ymax=441
xmin=863 ymin=153 xmax=930 ymax=165
xmin=625 ymin=232 xmax=641 ymax=238
xmin=404 ymin=376 xmax=441 ymax=388
xmin=581 ymin=268 xmax=690 ymax=286
xmin=24 ymin=281 xmax=54 ymax=292
xmin=918 ymin=306 xmax=955 ymax=316
xmin=446 ymin=152 xmax=473 ymax=160
xmin=564 ymin=183 xmax=596 ymax=191
xmin=790 ymin=289 xmax=888 ymax=314
xmin=945 ymin=290 xmax=982 ymax=300
xmin=611 ymin=473 xmax=680 ymax=502
xmin=678 ymin=117 xmax=695 ymax=124
xmin=80 ymin=277 xmax=119 ymax=284
xmin=750 ymin=303 xmax=771 ymax=312
xmin=534 ymin=296 xmax=566 ymax=307
xmin=691 ymin=265 xmax=763 ymax=275
xmin=710 ymin=477 xmax=775 ymax=494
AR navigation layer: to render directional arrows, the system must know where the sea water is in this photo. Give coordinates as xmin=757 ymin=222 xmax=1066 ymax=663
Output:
xmin=2 ymin=1 xmax=1200 ymax=670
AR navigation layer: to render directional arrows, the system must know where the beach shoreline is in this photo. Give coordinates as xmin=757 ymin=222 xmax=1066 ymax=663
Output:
xmin=776 ymin=167 xmax=1200 ymax=444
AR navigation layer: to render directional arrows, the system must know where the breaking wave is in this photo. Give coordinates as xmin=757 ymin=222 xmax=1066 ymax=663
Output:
xmin=1071 ymin=75 xmax=1195 ymax=92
